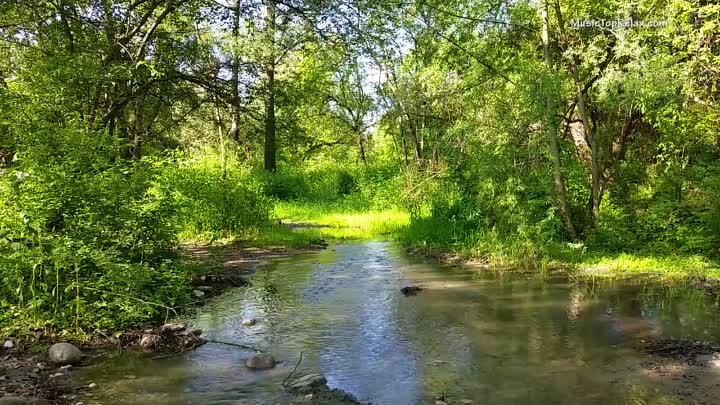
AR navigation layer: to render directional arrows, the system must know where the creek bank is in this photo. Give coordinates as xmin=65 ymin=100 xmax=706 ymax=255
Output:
xmin=184 ymin=241 xmax=326 ymax=300
xmin=0 ymin=342 xmax=90 ymax=405
xmin=639 ymin=338 xmax=720 ymax=367
xmin=1 ymin=242 xmax=322 ymax=405
xmin=406 ymin=246 xmax=720 ymax=296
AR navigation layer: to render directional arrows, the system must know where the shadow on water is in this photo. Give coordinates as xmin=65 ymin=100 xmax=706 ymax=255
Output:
xmin=81 ymin=241 xmax=720 ymax=405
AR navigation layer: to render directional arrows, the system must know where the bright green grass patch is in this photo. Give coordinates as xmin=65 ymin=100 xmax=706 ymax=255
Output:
xmin=399 ymin=217 xmax=720 ymax=283
xmin=572 ymin=252 xmax=720 ymax=281
xmin=178 ymin=201 xmax=410 ymax=249
xmin=274 ymin=201 xmax=410 ymax=239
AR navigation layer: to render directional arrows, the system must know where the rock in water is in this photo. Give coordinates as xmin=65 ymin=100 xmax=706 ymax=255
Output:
xmin=3 ymin=340 xmax=14 ymax=349
xmin=48 ymin=343 xmax=82 ymax=366
xmin=192 ymin=289 xmax=205 ymax=298
xmin=196 ymin=286 xmax=213 ymax=292
xmin=241 ymin=318 xmax=256 ymax=327
xmin=400 ymin=286 xmax=423 ymax=296
xmin=285 ymin=373 xmax=328 ymax=394
xmin=245 ymin=353 xmax=275 ymax=369
xmin=0 ymin=397 xmax=49 ymax=405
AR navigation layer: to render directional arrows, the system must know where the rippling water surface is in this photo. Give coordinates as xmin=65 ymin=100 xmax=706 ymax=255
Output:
xmin=82 ymin=241 xmax=720 ymax=405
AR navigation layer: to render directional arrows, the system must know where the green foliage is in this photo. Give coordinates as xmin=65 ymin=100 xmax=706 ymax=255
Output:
xmin=161 ymin=150 xmax=271 ymax=240
xmin=0 ymin=128 xmax=187 ymax=334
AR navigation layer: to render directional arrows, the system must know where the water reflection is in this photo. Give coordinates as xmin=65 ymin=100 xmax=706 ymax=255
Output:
xmin=82 ymin=241 xmax=720 ymax=405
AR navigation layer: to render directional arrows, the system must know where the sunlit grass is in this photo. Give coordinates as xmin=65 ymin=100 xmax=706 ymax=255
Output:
xmin=179 ymin=201 xmax=410 ymax=249
xmin=399 ymin=216 xmax=720 ymax=283
xmin=573 ymin=253 xmax=720 ymax=281
xmin=274 ymin=201 xmax=410 ymax=239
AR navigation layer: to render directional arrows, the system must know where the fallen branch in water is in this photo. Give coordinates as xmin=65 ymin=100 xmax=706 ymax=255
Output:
xmin=206 ymin=339 xmax=259 ymax=352
xmin=282 ymin=351 xmax=304 ymax=388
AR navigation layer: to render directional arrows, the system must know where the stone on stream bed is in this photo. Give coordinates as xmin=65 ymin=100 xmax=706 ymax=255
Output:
xmin=400 ymin=286 xmax=423 ymax=296
xmin=245 ymin=353 xmax=275 ymax=369
xmin=48 ymin=343 xmax=82 ymax=366
xmin=2 ymin=341 xmax=14 ymax=350
xmin=241 ymin=318 xmax=257 ymax=327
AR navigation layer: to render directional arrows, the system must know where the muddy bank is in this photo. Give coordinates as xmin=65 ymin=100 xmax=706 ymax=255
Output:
xmin=0 ymin=343 xmax=93 ymax=405
xmin=184 ymin=241 xmax=326 ymax=299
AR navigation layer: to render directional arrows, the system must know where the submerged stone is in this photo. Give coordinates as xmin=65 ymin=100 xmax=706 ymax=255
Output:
xmin=245 ymin=353 xmax=275 ymax=369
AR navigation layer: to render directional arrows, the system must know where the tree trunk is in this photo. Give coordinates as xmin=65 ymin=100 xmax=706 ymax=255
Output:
xmin=264 ymin=0 xmax=277 ymax=172
xmin=541 ymin=0 xmax=576 ymax=239
xmin=357 ymin=131 xmax=367 ymax=164
xmin=552 ymin=0 xmax=601 ymax=222
xmin=229 ymin=0 xmax=241 ymax=143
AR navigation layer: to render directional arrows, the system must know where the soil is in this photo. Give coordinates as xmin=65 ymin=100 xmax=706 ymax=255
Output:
xmin=634 ymin=337 xmax=720 ymax=405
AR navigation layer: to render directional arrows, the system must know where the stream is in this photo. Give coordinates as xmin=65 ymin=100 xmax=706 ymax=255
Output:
xmin=81 ymin=241 xmax=720 ymax=405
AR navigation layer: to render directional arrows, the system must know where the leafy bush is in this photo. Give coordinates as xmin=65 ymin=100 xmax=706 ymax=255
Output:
xmin=160 ymin=150 xmax=271 ymax=239
xmin=0 ymin=129 xmax=188 ymax=334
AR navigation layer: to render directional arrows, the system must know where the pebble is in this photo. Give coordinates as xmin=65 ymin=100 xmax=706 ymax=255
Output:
xmin=3 ymin=340 xmax=14 ymax=349
xmin=88 ymin=383 xmax=97 ymax=388
xmin=50 ymin=372 xmax=64 ymax=378
xmin=192 ymin=289 xmax=205 ymax=298
xmin=241 ymin=318 xmax=257 ymax=327
xmin=461 ymin=401 xmax=473 ymax=404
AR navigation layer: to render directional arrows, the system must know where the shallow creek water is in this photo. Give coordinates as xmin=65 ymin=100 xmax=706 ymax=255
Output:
xmin=81 ymin=241 xmax=720 ymax=405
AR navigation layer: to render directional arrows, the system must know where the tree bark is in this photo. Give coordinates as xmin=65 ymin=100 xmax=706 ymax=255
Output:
xmin=541 ymin=0 xmax=576 ymax=239
xmin=553 ymin=0 xmax=601 ymax=222
xmin=229 ymin=0 xmax=241 ymax=143
xmin=263 ymin=0 xmax=277 ymax=172
xmin=357 ymin=131 xmax=367 ymax=164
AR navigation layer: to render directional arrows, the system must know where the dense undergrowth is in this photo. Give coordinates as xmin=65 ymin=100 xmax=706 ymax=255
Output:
xmin=3 ymin=139 xmax=719 ymax=336
xmin=0 ymin=145 xmax=406 ymax=336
